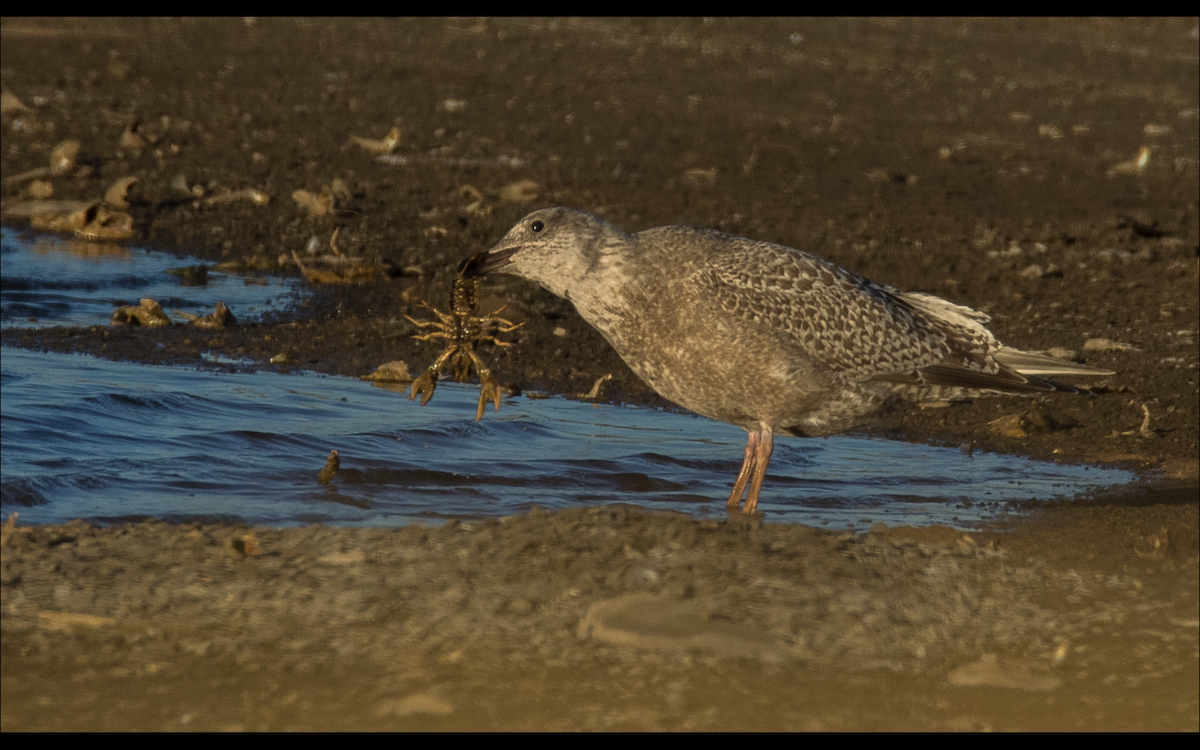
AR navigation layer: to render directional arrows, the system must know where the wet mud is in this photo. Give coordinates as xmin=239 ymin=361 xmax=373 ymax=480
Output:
xmin=1 ymin=18 xmax=1197 ymax=730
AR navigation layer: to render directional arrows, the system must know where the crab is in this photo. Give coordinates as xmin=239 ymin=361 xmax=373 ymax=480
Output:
xmin=405 ymin=254 xmax=523 ymax=421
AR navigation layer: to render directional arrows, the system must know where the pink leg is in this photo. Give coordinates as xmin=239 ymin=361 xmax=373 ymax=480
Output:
xmin=726 ymin=430 xmax=760 ymax=511
xmin=725 ymin=427 xmax=774 ymax=514
xmin=740 ymin=430 xmax=773 ymax=515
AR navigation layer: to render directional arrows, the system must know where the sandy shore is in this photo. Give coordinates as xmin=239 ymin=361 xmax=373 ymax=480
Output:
xmin=1 ymin=493 xmax=1196 ymax=731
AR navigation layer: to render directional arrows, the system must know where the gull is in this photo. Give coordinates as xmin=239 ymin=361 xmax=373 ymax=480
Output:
xmin=469 ymin=208 xmax=1111 ymax=514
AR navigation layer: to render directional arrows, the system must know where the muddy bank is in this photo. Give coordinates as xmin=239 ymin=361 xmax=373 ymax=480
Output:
xmin=1 ymin=17 xmax=1197 ymax=730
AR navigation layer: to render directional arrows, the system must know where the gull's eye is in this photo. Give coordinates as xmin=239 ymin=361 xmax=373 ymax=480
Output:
xmin=530 ymin=220 xmax=545 ymax=233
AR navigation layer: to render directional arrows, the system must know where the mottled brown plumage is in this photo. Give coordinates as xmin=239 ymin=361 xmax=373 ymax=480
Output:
xmin=471 ymin=207 xmax=1112 ymax=514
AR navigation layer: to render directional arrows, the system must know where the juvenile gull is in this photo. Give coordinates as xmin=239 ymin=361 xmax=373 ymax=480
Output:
xmin=469 ymin=207 xmax=1112 ymax=514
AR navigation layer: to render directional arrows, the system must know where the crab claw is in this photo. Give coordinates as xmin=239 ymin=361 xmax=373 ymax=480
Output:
xmin=410 ymin=369 xmax=438 ymax=406
xmin=476 ymin=371 xmax=504 ymax=422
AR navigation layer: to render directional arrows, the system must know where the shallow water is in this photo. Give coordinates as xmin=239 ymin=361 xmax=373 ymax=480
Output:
xmin=0 ymin=230 xmax=1135 ymax=529
xmin=0 ymin=227 xmax=297 ymax=328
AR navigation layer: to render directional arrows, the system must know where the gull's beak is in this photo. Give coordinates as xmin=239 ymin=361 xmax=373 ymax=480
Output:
xmin=460 ymin=245 xmax=522 ymax=277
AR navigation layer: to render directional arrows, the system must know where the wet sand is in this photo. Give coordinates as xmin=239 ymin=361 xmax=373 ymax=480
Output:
xmin=1 ymin=18 xmax=1197 ymax=730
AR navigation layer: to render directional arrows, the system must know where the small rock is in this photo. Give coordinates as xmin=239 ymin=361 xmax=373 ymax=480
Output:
xmin=363 ymin=361 xmax=413 ymax=382
xmin=376 ymin=693 xmax=454 ymax=717
xmin=111 ymin=298 xmax=172 ymax=327
xmin=947 ymin=654 xmax=1062 ymax=692
xmin=1083 ymin=338 xmax=1139 ymax=353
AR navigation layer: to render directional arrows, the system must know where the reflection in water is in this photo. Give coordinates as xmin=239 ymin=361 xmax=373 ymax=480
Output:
xmin=0 ymin=227 xmax=297 ymax=328
xmin=27 ymin=237 xmax=133 ymax=259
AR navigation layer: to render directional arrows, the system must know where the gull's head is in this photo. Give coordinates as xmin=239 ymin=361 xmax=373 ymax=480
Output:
xmin=464 ymin=207 xmax=629 ymax=301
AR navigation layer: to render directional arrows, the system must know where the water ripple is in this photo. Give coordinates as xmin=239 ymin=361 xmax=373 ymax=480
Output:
xmin=0 ymin=347 xmax=1135 ymax=529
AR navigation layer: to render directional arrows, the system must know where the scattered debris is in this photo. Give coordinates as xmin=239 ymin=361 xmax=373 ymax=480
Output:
xmin=291 ymin=249 xmax=385 ymax=284
xmin=1083 ymin=338 xmax=1139 ymax=353
xmin=581 ymin=374 xmax=612 ymax=400
xmin=1124 ymin=403 xmax=1158 ymax=439
xmin=682 ymin=167 xmax=717 ymax=186
xmin=30 ymin=202 xmax=130 ymax=239
xmin=1052 ymin=640 xmax=1071 ymax=665
xmin=0 ymin=513 xmax=17 ymax=547
xmin=3 ymin=139 xmax=83 ymax=185
xmin=49 ymin=139 xmax=80 ymax=175
xmin=317 ymin=549 xmax=366 ymax=566
xmin=1138 ymin=403 xmax=1155 ymax=439
xmin=867 ymin=167 xmax=917 ymax=185
xmin=1135 ymin=527 xmax=1170 ymax=557
xmin=25 ymin=179 xmax=53 ymax=199
xmin=118 ymin=120 xmax=147 ymax=154
xmin=228 ymin=531 xmax=261 ymax=558
xmin=453 ymin=180 xmax=542 ymax=216
xmin=0 ymin=90 xmax=31 ymax=115
xmin=291 ymin=179 xmax=351 ymax=217
xmin=215 ymin=255 xmax=281 ymax=272
xmin=170 ymin=173 xmax=205 ymax=198
xmin=576 ymin=592 xmax=790 ymax=662
xmin=1020 ymin=263 xmax=1060 ymax=279
xmin=987 ymin=411 xmax=1065 ymax=439
xmin=4 ymin=199 xmax=91 ymax=222
xmin=458 ymin=184 xmax=490 ymax=215
xmin=103 ymin=175 xmax=137 ymax=209
xmin=317 ymin=449 xmax=340 ymax=485
xmin=201 ymin=186 xmax=269 ymax=207
xmin=3 ymin=166 xmax=51 ymax=185
xmin=1108 ymin=146 xmax=1151 ymax=176
xmin=349 ymin=126 xmax=401 ymax=155
xmin=111 ymin=298 xmax=172 ymax=326
xmin=378 ymin=152 xmax=525 ymax=169
xmin=946 ymin=654 xmax=1062 ymax=692
xmin=743 ymin=144 xmax=760 ymax=173
xmin=165 ymin=265 xmax=209 ymax=285
xmin=362 ymin=361 xmax=413 ymax=382
xmin=1029 ymin=346 xmax=1078 ymax=361
xmin=175 ymin=300 xmax=236 ymax=329
xmin=377 ymin=693 xmax=455 ymax=718
xmin=918 ymin=400 xmax=956 ymax=409
xmin=71 ymin=204 xmax=134 ymax=240
xmin=1037 ymin=123 xmax=1063 ymax=139
xmin=497 ymin=178 xmax=540 ymax=203
xmin=4 ymin=175 xmax=139 ymax=240
xmin=38 ymin=610 xmax=119 ymax=632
